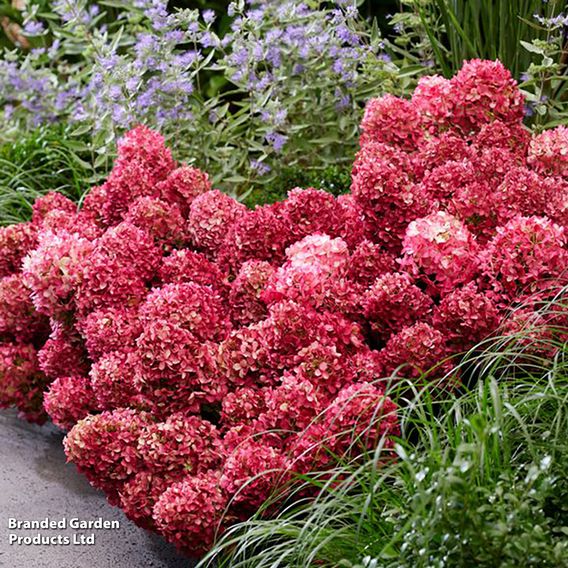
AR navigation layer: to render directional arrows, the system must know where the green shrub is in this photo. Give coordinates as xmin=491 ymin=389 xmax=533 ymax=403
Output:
xmin=0 ymin=125 xmax=98 ymax=224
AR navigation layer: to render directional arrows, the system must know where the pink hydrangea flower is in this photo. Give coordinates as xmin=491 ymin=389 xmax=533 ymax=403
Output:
xmin=479 ymin=215 xmax=568 ymax=303
xmin=411 ymin=75 xmax=455 ymax=131
xmin=362 ymin=272 xmax=433 ymax=340
xmin=229 ymin=260 xmax=274 ymax=326
xmin=125 ymin=197 xmax=187 ymax=248
xmin=360 ymin=94 xmax=422 ymax=148
xmin=43 ymin=375 xmax=99 ymax=430
xmin=187 ymin=190 xmax=246 ymax=256
xmin=432 ymin=283 xmax=501 ymax=350
xmin=138 ymin=413 xmax=224 ymax=474
xmin=64 ymin=408 xmax=151 ymax=504
xmin=153 ymin=470 xmax=227 ymax=555
xmin=449 ymin=59 xmax=524 ymax=132
xmin=220 ymin=440 xmax=289 ymax=512
xmin=0 ymin=342 xmax=48 ymax=424
xmin=380 ymin=322 xmax=450 ymax=379
xmin=22 ymin=229 xmax=94 ymax=316
xmin=528 ymin=125 xmax=568 ymax=176
xmin=156 ymin=165 xmax=212 ymax=217
xmin=400 ymin=212 xmax=480 ymax=295
xmin=37 ymin=322 xmax=89 ymax=380
xmin=0 ymin=274 xmax=47 ymax=341
xmin=0 ymin=223 xmax=37 ymax=278
xmin=158 ymin=249 xmax=228 ymax=296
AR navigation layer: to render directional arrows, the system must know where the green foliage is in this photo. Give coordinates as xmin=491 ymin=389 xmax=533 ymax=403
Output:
xmin=201 ymin=292 xmax=568 ymax=568
xmin=242 ymin=164 xmax=351 ymax=209
xmin=0 ymin=125 xmax=98 ymax=225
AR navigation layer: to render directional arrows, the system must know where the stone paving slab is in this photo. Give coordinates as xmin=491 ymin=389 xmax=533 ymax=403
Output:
xmin=0 ymin=410 xmax=194 ymax=568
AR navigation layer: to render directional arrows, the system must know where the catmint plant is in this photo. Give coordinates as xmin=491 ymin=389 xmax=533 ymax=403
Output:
xmin=0 ymin=0 xmax=402 ymax=194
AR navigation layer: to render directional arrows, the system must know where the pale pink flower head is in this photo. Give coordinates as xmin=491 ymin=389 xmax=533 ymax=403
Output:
xmin=22 ymin=229 xmax=93 ymax=317
xmin=528 ymin=125 xmax=568 ymax=177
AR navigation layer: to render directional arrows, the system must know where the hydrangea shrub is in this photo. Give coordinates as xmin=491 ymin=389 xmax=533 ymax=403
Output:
xmin=1 ymin=59 xmax=568 ymax=555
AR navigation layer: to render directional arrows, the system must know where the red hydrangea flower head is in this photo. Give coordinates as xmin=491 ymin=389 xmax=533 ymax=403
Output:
xmin=258 ymin=373 xmax=327 ymax=433
xmin=0 ymin=223 xmax=37 ymax=278
xmin=115 ymin=125 xmax=176 ymax=181
xmin=348 ymin=240 xmax=396 ymax=288
xmin=125 ymin=197 xmax=187 ymax=248
xmin=120 ymin=471 xmax=180 ymax=531
xmin=153 ymin=470 xmax=227 ymax=555
xmin=381 ymin=322 xmax=450 ymax=378
xmin=31 ymin=192 xmax=77 ymax=226
xmin=229 ymin=260 xmax=274 ymax=326
xmin=400 ymin=211 xmax=480 ymax=294
xmin=432 ymin=282 xmax=501 ymax=350
xmin=64 ymin=408 xmax=151 ymax=502
xmin=37 ymin=322 xmax=89 ymax=380
xmin=220 ymin=386 xmax=267 ymax=429
xmin=220 ymin=440 xmax=289 ymax=512
xmin=411 ymin=74 xmax=454 ymax=130
xmin=218 ymin=204 xmax=291 ymax=273
xmin=473 ymin=120 xmax=530 ymax=155
xmin=360 ymin=94 xmax=422 ymax=149
xmin=323 ymin=382 xmax=399 ymax=454
xmin=157 ymin=165 xmax=212 ymax=216
xmin=362 ymin=272 xmax=434 ymax=340
xmin=90 ymin=350 xmax=144 ymax=410
xmin=43 ymin=375 xmax=98 ymax=430
xmin=22 ymin=229 xmax=93 ymax=316
xmin=480 ymin=215 xmax=568 ymax=302
xmin=528 ymin=126 xmax=568 ymax=176
xmin=351 ymin=141 xmax=432 ymax=251
xmin=0 ymin=342 xmax=48 ymax=424
xmin=217 ymin=323 xmax=272 ymax=388
xmin=281 ymin=188 xmax=344 ymax=242
xmin=450 ymin=59 xmax=524 ymax=132
xmin=159 ymin=249 xmax=228 ymax=296
xmin=138 ymin=413 xmax=224 ymax=474
xmin=187 ymin=190 xmax=247 ymax=256
xmin=0 ymin=274 xmax=47 ymax=342
xmin=78 ymin=306 xmax=141 ymax=361
xmin=140 ymin=282 xmax=230 ymax=343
